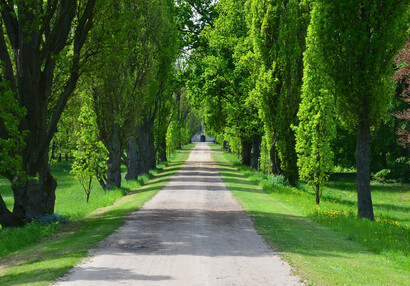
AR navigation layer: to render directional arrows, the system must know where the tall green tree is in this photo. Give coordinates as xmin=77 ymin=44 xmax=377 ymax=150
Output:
xmin=294 ymin=21 xmax=336 ymax=205
xmin=88 ymin=0 xmax=162 ymax=188
xmin=71 ymin=93 xmax=107 ymax=203
xmin=50 ymin=95 xmax=81 ymax=163
xmin=311 ymin=0 xmax=409 ymax=219
xmin=249 ymin=0 xmax=311 ymax=184
xmin=154 ymin=84 xmax=177 ymax=163
xmin=125 ymin=0 xmax=179 ymax=180
xmin=0 ymin=0 xmax=96 ymax=227
xmin=188 ymin=0 xmax=263 ymax=169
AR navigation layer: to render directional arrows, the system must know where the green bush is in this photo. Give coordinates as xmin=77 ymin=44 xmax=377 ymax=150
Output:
xmin=373 ymin=169 xmax=393 ymax=182
xmin=373 ymin=157 xmax=410 ymax=183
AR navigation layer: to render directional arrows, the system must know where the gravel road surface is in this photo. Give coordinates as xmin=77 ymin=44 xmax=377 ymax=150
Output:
xmin=55 ymin=143 xmax=302 ymax=286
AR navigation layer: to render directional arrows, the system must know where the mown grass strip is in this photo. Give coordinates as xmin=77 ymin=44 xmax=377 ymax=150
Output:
xmin=0 ymin=146 xmax=193 ymax=286
xmin=211 ymin=144 xmax=409 ymax=286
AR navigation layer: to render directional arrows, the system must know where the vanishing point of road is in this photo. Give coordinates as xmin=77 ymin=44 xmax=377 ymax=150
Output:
xmin=56 ymin=143 xmax=302 ymax=286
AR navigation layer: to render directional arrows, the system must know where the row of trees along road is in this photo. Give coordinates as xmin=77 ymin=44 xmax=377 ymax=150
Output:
xmin=0 ymin=0 xmax=201 ymax=228
xmin=0 ymin=0 xmax=408 ymax=227
xmin=186 ymin=0 xmax=409 ymax=219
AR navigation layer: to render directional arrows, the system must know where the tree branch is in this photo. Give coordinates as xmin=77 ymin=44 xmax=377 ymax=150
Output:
xmin=39 ymin=0 xmax=96 ymax=162
xmin=0 ymin=0 xmax=18 ymax=49
xmin=150 ymin=81 xmax=165 ymax=123
xmin=40 ymin=0 xmax=75 ymax=61
xmin=35 ymin=0 xmax=58 ymax=54
xmin=0 ymin=22 xmax=16 ymax=94
xmin=121 ymin=152 xmax=127 ymax=167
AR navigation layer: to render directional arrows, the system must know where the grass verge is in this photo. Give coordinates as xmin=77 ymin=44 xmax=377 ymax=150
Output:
xmin=210 ymin=143 xmax=409 ymax=286
xmin=0 ymin=145 xmax=193 ymax=286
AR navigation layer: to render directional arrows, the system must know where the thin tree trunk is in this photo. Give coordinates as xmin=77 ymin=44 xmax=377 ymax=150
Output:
xmin=356 ymin=114 xmax=374 ymax=220
xmin=136 ymin=117 xmax=156 ymax=175
xmin=269 ymin=132 xmax=282 ymax=175
xmin=250 ymin=135 xmax=262 ymax=170
xmin=106 ymin=123 xmax=122 ymax=189
xmin=146 ymin=122 xmax=156 ymax=170
xmin=125 ymin=132 xmax=138 ymax=181
xmin=138 ymin=84 xmax=162 ymax=172
xmin=86 ymin=177 xmax=92 ymax=203
xmin=315 ymin=184 xmax=320 ymax=205
xmin=241 ymin=139 xmax=252 ymax=166
xmin=158 ymin=137 xmax=167 ymax=163
xmin=176 ymin=91 xmax=182 ymax=149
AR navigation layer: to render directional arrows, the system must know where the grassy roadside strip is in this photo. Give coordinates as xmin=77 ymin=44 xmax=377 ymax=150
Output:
xmin=211 ymin=144 xmax=409 ymax=286
xmin=0 ymin=145 xmax=193 ymax=286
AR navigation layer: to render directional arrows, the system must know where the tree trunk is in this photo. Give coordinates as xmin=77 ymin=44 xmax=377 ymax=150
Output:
xmin=356 ymin=114 xmax=374 ymax=220
xmin=106 ymin=123 xmax=122 ymax=189
xmin=176 ymin=91 xmax=182 ymax=149
xmin=241 ymin=139 xmax=252 ymax=166
xmin=5 ymin=155 xmax=57 ymax=227
xmin=269 ymin=133 xmax=282 ymax=175
xmin=147 ymin=127 xmax=156 ymax=170
xmin=250 ymin=135 xmax=262 ymax=170
xmin=125 ymin=132 xmax=138 ymax=181
xmin=0 ymin=1 xmax=96 ymax=228
xmin=158 ymin=137 xmax=167 ymax=163
xmin=136 ymin=117 xmax=156 ymax=175
xmin=0 ymin=123 xmax=58 ymax=228
xmin=86 ymin=177 xmax=92 ymax=203
xmin=315 ymin=184 xmax=320 ymax=205
xmin=285 ymin=135 xmax=299 ymax=186
xmin=0 ymin=195 xmax=23 ymax=227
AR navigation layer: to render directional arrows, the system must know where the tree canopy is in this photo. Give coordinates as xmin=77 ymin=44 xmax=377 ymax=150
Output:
xmin=309 ymin=0 xmax=409 ymax=219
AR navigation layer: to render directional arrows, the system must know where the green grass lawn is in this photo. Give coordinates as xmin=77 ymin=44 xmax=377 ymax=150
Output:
xmin=0 ymin=145 xmax=193 ymax=286
xmin=1 ymin=158 xmax=174 ymax=223
xmin=210 ymin=143 xmax=409 ymax=286
xmin=0 ymin=163 xmax=158 ymax=257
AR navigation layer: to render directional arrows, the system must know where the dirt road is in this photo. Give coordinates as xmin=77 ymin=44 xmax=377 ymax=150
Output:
xmin=56 ymin=143 xmax=302 ymax=286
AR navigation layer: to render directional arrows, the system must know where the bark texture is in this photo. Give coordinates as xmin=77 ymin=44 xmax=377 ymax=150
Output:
xmin=157 ymin=137 xmax=167 ymax=163
xmin=241 ymin=140 xmax=252 ymax=167
xmin=106 ymin=123 xmax=122 ymax=189
xmin=136 ymin=117 xmax=156 ymax=175
xmin=356 ymin=114 xmax=374 ymax=220
xmin=125 ymin=133 xmax=139 ymax=181
xmin=250 ymin=135 xmax=262 ymax=170
xmin=269 ymin=132 xmax=282 ymax=175
xmin=315 ymin=184 xmax=320 ymax=205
